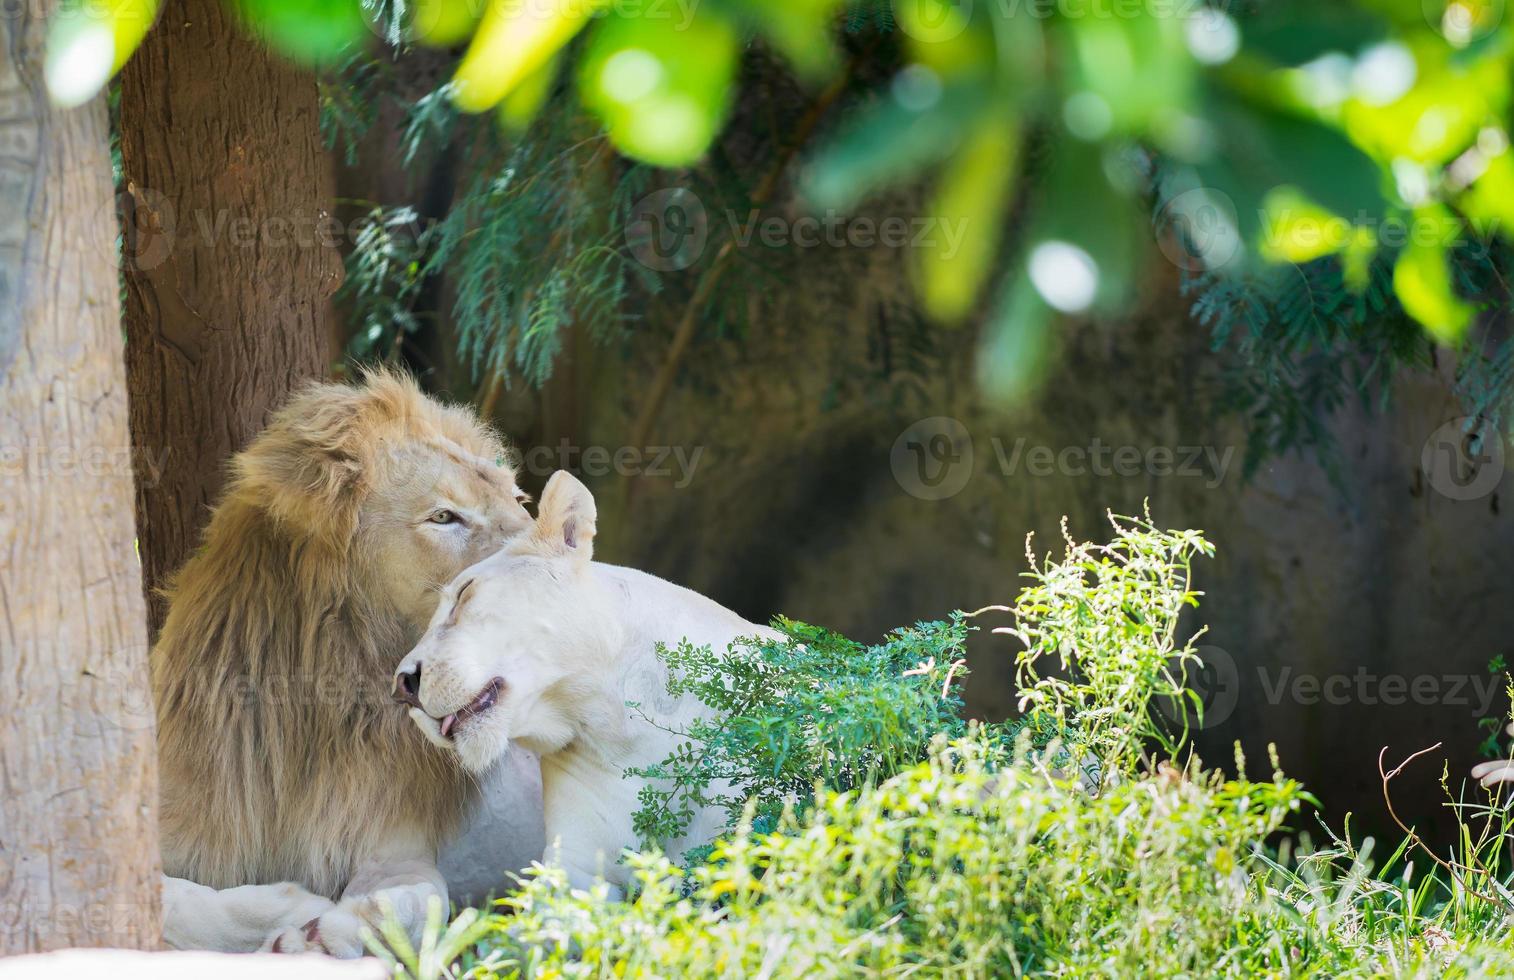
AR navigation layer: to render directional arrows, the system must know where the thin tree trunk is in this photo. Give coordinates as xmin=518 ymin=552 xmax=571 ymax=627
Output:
xmin=0 ymin=2 xmax=161 ymax=954
xmin=118 ymin=0 xmax=341 ymax=634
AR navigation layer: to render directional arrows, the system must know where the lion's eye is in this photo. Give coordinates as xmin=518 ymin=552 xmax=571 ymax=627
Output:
xmin=428 ymin=509 xmax=460 ymax=525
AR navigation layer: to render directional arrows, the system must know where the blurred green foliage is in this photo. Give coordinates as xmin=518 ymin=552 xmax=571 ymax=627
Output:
xmin=60 ymin=0 xmax=1514 ymax=418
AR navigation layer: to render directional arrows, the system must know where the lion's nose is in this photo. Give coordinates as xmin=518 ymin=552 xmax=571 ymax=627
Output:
xmin=393 ymin=663 xmax=423 ymax=709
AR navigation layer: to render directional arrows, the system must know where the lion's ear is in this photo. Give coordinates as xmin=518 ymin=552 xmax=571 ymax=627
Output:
xmin=531 ymin=470 xmax=596 ymax=566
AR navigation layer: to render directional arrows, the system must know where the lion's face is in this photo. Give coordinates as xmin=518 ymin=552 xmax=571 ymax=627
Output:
xmin=362 ymin=435 xmax=533 ymax=631
xmin=394 ymin=471 xmax=609 ymax=773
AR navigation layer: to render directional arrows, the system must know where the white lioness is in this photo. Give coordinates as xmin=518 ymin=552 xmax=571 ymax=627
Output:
xmin=395 ymin=471 xmax=779 ymax=891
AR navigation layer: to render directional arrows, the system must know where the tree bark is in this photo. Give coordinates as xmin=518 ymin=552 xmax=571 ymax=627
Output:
xmin=0 ymin=2 xmax=162 ymax=954
xmin=118 ymin=0 xmax=342 ymax=634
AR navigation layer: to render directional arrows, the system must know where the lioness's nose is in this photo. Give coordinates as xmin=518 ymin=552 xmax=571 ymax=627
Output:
xmin=393 ymin=663 xmax=423 ymax=708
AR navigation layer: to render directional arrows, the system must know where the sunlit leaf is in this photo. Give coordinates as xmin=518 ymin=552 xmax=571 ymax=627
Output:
xmin=897 ymin=0 xmax=996 ymax=82
xmin=1342 ymin=40 xmax=1508 ymax=165
xmin=410 ymin=0 xmax=482 ymax=47
xmin=233 ymin=0 xmax=367 ymax=65
xmin=1393 ymin=205 xmax=1474 ymax=343
xmin=719 ymin=0 xmax=842 ymax=80
xmin=917 ymin=119 xmax=1018 ymax=323
xmin=893 ymin=0 xmax=973 ymax=48
xmin=578 ymin=10 xmax=739 ymax=167
xmin=1458 ymin=146 xmax=1514 ymax=239
xmin=1058 ymin=11 xmax=1193 ymax=142
xmin=1257 ymin=186 xmax=1357 ymax=264
xmin=107 ymin=0 xmax=159 ymax=72
xmin=1340 ymin=229 xmax=1378 ymax=291
xmin=452 ymin=0 xmax=607 ymax=113
xmin=498 ymin=52 xmax=559 ymax=132
xmin=45 ymin=0 xmax=162 ymax=108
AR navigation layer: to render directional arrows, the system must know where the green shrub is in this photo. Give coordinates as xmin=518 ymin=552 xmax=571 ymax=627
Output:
xmin=628 ymin=616 xmax=972 ymax=853
xmin=1005 ymin=512 xmax=1213 ymax=780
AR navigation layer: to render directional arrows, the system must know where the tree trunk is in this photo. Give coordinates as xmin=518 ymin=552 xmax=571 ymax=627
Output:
xmin=118 ymin=0 xmax=341 ymax=634
xmin=0 ymin=2 xmax=161 ymax=954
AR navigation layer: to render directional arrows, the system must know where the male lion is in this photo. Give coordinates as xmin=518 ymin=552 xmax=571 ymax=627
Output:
xmin=393 ymin=471 xmax=780 ymax=894
xmin=154 ymin=371 xmax=534 ymax=955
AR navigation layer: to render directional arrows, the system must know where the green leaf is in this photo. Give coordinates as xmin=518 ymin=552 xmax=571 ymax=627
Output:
xmin=1342 ymin=44 xmax=1509 ymax=166
xmin=409 ymin=0 xmax=482 ymax=47
xmin=1393 ymin=206 xmax=1474 ymax=344
xmin=916 ymin=117 xmax=1018 ymax=323
xmin=45 ymin=0 xmax=163 ymax=108
xmin=802 ymin=84 xmax=987 ymax=212
xmin=1238 ymin=4 xmax=1391 ymax=66
xmin=232 ymin=0 xmax=367 ymax=65
xmin=452 ymin=0 xmax=606 ymax=113
xmin=1200 ymin=90 xmax=1386 ymax=246
xmin=579 ymin=9 xmax=739 ymax=166
xmin=497 ymin=52 xmax=560 ymax=133
xmin=1458 ymin=148 xmax=1514 ymax=240
xmin=1058 ymin=11 xmax=1194 ymax=141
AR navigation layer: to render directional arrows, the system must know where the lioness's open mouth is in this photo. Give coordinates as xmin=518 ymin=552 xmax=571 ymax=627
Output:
xmin=439 ymin=677 xmax=505 ymax=740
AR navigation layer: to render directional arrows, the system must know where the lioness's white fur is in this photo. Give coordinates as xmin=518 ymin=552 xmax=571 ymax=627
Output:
xmin=153 ymin=372 xmax=537 ymax=954
xmin=397 ymin=471 xmax=779 ymax=890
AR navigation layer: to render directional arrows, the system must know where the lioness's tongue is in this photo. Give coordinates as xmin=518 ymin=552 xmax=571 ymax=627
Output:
xmin=440 ymin=714 xmax=458 ymax=739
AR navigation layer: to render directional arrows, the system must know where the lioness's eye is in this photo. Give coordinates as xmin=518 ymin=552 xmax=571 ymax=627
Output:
xmin=429 ymin=509 xmax=460 ymax=525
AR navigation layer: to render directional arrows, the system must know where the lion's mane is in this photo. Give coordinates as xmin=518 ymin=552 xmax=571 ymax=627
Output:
xmin=153 ymin=372 xmax=503 ymax=896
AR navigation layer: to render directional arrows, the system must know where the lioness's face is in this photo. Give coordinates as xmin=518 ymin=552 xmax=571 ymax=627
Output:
xmin=362 ymin=436 xmax=532 ymax=631
xmin=394 ymin=471 xmax=605 ymax=773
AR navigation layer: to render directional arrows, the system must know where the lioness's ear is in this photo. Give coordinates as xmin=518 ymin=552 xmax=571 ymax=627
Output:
xmin=531 ymin=470 xmax=596 ymax=564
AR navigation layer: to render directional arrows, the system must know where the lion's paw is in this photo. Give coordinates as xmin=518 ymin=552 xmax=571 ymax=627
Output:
xmin=262 ymin=906 xmax=368 ymax=959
